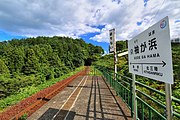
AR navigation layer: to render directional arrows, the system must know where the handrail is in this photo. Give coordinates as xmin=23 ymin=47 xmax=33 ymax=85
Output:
xmin=135 ymin=81 xmax=165 ymax=96
xmin=174 ymin=111 xmax=180 ymax=118
xmin=98 ymin=66 xmax=180 ymax=103
xmin=136 ymin=96 xmax=166 ymax=120
xmin=116 ymin=77 xmax=130 ymax=86
xmin=95 ymin=66 xmax=180 ymax=119
xmin=136 ymin=89 xmax=166 ymax=109
xmin=172 ymin=96 xmax=180 ymax=104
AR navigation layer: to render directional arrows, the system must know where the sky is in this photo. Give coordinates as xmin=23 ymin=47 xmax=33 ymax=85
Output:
xmin=0 ymin=0 xmax=179 ymax=53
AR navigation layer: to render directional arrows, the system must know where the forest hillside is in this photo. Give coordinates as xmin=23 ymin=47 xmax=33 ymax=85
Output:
xmin=0 ymin=36 xmax=103 ymax=102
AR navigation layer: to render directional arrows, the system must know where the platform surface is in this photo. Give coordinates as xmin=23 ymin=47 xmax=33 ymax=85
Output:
xmin=28 ymin=75 xmax=131 ymax=120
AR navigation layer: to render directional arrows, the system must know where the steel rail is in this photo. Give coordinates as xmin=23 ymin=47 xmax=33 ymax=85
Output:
xmin=11 ymin=67 xmax=89 ymax=120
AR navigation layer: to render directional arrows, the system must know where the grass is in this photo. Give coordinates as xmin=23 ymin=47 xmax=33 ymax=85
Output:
xmin=0 ymin=66 xmax=84 ymax=112
xmin=18 ymin=113 xmax=28 ymax=120
xmin=87 ymin=66 xmax=102 ymax=76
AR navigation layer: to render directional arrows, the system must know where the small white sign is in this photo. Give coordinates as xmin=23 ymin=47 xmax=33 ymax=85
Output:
xmin=109 ymin=29 xmax=115 ymax=52
xmin=128 ymin=16 xmax=174 ymax=84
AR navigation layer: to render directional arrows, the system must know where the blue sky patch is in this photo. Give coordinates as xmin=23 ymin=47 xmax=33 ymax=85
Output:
xmin=0 ymin=30 xmax=26 ymax=41
xmin=136 ymin=21 xmax=143 ymax=26
xmin=91 ymin=24 xmax=106 ymax=30
xmin=79 ymin=32 xmax=109 ymax=53
xmin=175 ymin=20 xmax=180 ymax=23
xmin=78 ymin=24 xmax=107 ymax=53
xmin=144 ymin=0 xmax=149 ymax=7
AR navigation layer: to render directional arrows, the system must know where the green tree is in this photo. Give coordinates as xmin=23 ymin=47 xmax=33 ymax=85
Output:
xmin=4 ymin=47 xmax=25 ymax=73
xmin=0 ymin=59 xmax=9 ymax=75
xmin=116 ymin=40 xmax=127 ymax=52
xmin=23 ymin=48 xmax=40 ymax=75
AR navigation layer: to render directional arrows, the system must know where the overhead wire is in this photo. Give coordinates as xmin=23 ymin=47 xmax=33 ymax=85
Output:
xmin=149 ymin=0 xmax=166 ymax=25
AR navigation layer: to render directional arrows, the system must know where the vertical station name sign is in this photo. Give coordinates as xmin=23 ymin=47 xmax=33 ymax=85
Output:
xmin=128 ymin=16 xmax=174 ymax=84
xmin=109 ymin=28 xmax=115 ymax=52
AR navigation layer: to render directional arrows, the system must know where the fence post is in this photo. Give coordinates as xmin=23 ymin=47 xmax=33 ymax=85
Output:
xmin=130 ymin=80 xmax=133 ymax=117
xmin=165 ymin=83 xmax=173 ymax=120
xmin=132 ymin=74 xmax=137 ymax=120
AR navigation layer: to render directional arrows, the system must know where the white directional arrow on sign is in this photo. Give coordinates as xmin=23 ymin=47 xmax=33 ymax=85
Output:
xmin=130 ymin=61 xmax=166 ymax=67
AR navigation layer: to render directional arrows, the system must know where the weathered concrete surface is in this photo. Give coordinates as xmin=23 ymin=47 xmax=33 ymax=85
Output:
xmin=28 ymin=75 xmax=131 ymax=120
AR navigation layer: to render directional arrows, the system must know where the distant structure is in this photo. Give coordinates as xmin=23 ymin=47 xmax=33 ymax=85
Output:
xmin=171 ymin=38 xmax=180 ymax=43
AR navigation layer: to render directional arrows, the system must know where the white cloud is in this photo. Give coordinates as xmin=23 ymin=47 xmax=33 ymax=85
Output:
xmin=91 ymin=0 xmax=180 ymax=42
xmin=90 ymin=24 xmax=114 ymax=42
xmin=0 ymin=0 xmax=179 ymax=42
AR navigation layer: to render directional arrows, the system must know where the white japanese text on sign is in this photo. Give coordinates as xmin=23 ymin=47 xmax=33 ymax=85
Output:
xmin=128 ymin=16 xmax=173 ymax=84
xmin=109 ymin=29 xmax=115 ymax=52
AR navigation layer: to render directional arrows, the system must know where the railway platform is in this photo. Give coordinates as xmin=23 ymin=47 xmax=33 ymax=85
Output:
xmin=28 ymin=75 xmax=131 ymax=120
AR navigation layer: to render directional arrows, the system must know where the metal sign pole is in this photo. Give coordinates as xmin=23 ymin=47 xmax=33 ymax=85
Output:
xmin=114 ymin=29 xmax=117 ymax=81
xmin=114 ymin=51 xmax=117 ymax=80
xmin=165 ymin=83 xmax=173 ymax=120
xmin=132 ymin=74 xmax=137 ymax=120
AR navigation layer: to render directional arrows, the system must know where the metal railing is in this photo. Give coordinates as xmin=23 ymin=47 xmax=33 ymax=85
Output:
xmin=95 ymin=66 xmax=180 ymax=120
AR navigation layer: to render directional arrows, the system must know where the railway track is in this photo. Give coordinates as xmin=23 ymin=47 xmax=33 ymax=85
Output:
xmin=3 ymin=67 xmax=90 ymax=120
xmin=52 ymin=75 xmax=89 ymax=120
